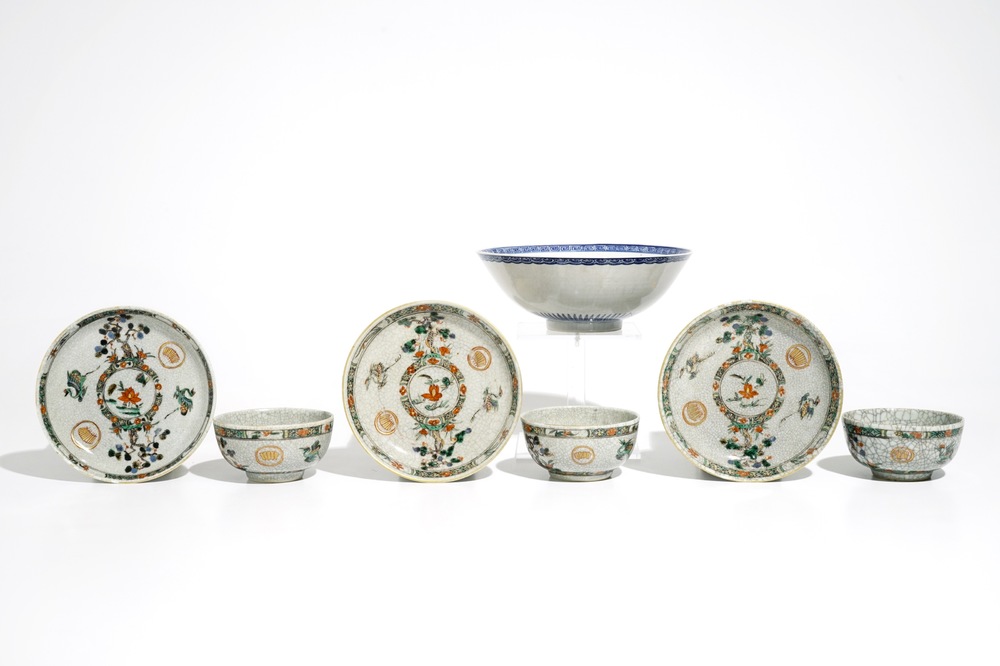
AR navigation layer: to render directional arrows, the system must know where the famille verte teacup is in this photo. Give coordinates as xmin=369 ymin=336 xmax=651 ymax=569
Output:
xmin=842 ymin=408 xmax=963 ymax=481
xmin=521 ymin=406 xmax=639 ymax=481
xmin=214 ymin=408 xmax=333 ymax=482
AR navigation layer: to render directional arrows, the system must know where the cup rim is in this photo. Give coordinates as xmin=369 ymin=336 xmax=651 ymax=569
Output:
xmin=521 ymin=405 xmax=639 ymax=431
xmin=842 ymin=408 xmax=963 ymax=433
xmin=213 ymin=407 xmax=333 ymax=431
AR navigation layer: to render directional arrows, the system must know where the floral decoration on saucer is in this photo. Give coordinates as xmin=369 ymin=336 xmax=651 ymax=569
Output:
xmin=659 ymin=301 xmax=842 ymax=481
xmin=344 ymin=302 xmax=521 ymax=482
xmin=37 ymin=307 xmax=214 ymax=482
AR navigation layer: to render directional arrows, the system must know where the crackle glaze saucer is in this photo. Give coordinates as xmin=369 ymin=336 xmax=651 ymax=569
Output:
xmin=37 ymin=307 xmax=214 ymax=482
xmin=659 ymin=301 xmax=842 ymax=481
xmin=344 ymin=301 xmax=521 ymax=482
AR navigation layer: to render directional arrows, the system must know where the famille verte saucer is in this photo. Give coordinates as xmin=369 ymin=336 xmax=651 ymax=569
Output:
xmin=37 ymin=307 xmax=214 ymax=482
xmin=344 ymin=301 xmax=521 ymax=482
xmin=659 ymin=301 xmax=842 ymax=481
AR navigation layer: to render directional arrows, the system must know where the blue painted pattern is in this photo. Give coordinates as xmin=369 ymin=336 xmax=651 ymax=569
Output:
xmin=479 ymin=244 xmax=691 ymax=265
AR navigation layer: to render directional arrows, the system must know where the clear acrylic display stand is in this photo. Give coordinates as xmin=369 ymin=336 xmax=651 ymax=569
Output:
xmin=515 ymin=320 xmax=642 ymax=460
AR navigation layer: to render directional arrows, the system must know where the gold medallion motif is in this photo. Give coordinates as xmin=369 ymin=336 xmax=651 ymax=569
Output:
xmin=682 ymin=401 xmax=708 ymax=426
xmin=158 ymin=341 xmax=186 ymax=369
xmin=70 ymin=421 xmax=101 ymax=451
xmin=890 ymin=446 xmax=915 ymax=463
xmin=374 ymin=410 xmax=399 ymax=436
xmin=785 ymin=344 xmax=812 ymax=370
xmin=255 ymin=445 xmax=284 ymax=466
xmin=571 ymin=445 xmax=596 ymax=465
xmin=467 ymin=346 xmax=492 ymax=371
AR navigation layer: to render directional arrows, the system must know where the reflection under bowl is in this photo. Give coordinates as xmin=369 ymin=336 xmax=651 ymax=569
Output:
xmin=478 ymin=244 xmax=691 ymax=333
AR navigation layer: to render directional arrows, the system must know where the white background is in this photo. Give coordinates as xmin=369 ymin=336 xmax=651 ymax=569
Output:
xmin=1 ymin=2 xmax=997 ymax=664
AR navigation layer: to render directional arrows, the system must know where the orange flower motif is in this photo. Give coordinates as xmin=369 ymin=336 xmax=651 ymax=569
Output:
xmin=417 ymin=305 xmax=430 ymax=311
xmin=428 ymin=358 xmax=439 ymax=365
xmin=754 ymin=426 xmax=763 ymax=433
xmin=406 ymin=365 xmax=416 ymax=374
xmin=759 ymin=343 xmax=768 ymax=352
xmin=607 ymin=428 xmax=617 ymax=436
xmin=152 ymin=405 xmax=159 ymax=412
xmin=141 ymin=365 xmax=149 ymax=372
xmin=450 ymin=365 xmax=458 ymax=373
xmin=439 ymin=346 xmax=450 ymax=355
xmin=348 ymin=396 xmax=355 ymax=407
xmin=428 ymin=419 xmax=440 ymax=426
xmin=155 ymin=383 xmax=162 ymax=390
xmin=118 ymin=387 xmax=142 ymax=406
xmin=422 ymin=384 xmax=443 ymax=402
xmin=459 ymin=385 xmax=467 ymax=395
xmin=738 ymin=417 xmax=748 ymax=424
xmin=420 ymin=429 xmax=428 ymax=436
xmin=408 ymin=408 xmax=417 ymax=417
xmin=445 ymin=424 xmax=455 ymax=432
xmin=778 ymin=386 xmax=785 ymax=396
xmin=399 ymin=387 xmax=407 ymax=396
xmin=297 ymin=428 xmax=310 ymax=437
xmin=719 ymin=406 xmax=727 ymax=413
xmin=40 ymin=406 xmax=46 ymax=415
xmin=744 ymin=352 xmax=753 ymax=360
xmin=733 ymin=346 xmax=742 ymax=355
xmin=453 ymin=407 xmax=461 ymax=415
xmin=738 ymin=382 xmax=758 ymax=400
xmin=766 ymin=409 xmax=774 ymax=417
xmin=713 ymin=382 xmax=720 ymax=390
xmin=911 ymin=432 xmax=922 ymax=439
xmin=415 ymin=351 xmax=425 ymax=358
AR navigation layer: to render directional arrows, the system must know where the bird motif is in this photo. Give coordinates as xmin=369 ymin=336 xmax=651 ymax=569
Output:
xmin=679 ymin=351 xmax=714 ymax=380
xmin=300 ymin=441 xmax=322 ymax=463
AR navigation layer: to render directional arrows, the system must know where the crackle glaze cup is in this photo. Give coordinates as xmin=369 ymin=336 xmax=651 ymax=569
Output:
xmin=521 ymin=406 xmax=639 ymax=481
xmin=214 ymin=408 xmax=333 ymax=482
xmin=842 ymin=408 xmax=963 ymax=481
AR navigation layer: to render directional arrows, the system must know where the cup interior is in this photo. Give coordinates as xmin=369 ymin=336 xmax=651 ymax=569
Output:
xmin=522 ymin=405 xmax=637 ymax=429
xmin=843 ymin=408 xmax=962 ymax=431
xmin=214 ymin=408 xmax=332 ymax=430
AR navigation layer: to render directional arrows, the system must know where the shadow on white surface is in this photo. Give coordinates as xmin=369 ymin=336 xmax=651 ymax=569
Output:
xmin=817 ymin=454 xmax=945 ymax=481
xmin=627 ymin=432 xmax=813 ymax=482
xmin=495 ymin=456 xmax=622 ymax=482
xmin=318 ymin=437 xmax=494 ymax=483
xmin=189 ymin=458 xmax=247 ymax=484
xmin=189 ymin=459 xmax=322 ymax=484
xmin=0 ymin=448 xmax=189 ymax=483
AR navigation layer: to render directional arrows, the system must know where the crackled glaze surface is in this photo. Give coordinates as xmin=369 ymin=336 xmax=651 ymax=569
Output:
xmin=215 ymin=408 xmax=333 ymax=482
xmin=521 ymin=406 xmax=638 ymax=481
xmin=843 ymin=408 xmax=962 ymax=481
xmin=479 ymin=244 xmax=691 ymax=332
xmin=659 ymin=302 xmax=842 ymax=481
xmin=344 ymin=302 xmax=521 ymax=482
xmin=37 ymin=307 xmax=214 ymax=482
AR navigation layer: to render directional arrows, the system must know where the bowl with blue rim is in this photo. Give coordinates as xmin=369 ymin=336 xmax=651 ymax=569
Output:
xmin=478 ymin=244 xmax=691 ymax=333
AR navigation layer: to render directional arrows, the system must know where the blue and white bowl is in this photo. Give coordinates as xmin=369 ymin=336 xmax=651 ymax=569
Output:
xmin=478 ymin=244 xmax=691 ymax=332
